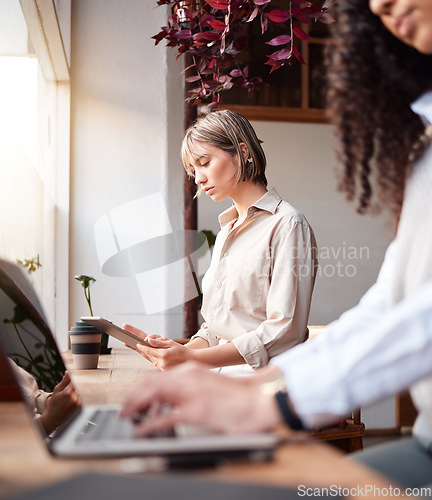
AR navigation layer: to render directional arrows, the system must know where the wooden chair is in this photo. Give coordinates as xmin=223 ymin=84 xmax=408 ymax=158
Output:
xmin=311 ymin=409 xmax=365 ymax=453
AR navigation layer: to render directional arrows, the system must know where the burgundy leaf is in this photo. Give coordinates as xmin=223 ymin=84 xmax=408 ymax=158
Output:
xmin=247 ymin=7 xmax=259 ymax=22
xmin=185 ymin=75 xmax=202 ymax=82
xmin=218 ymin=74 xmax=232 ymax=84
xmin=193 ymin=31 xmax=221 ymax=42
xmin=176 ymin=46 xmax=187 ymax=57
xmin=233 ymin=8 xmax=247 ymax=22
xmin=200 ymin=13 xmax=214 ymax=27
xmin=207 ymin=100 xmax=220 ymax=111
xmin=197 ymin=58 xmax=207 ymax=72
xmin=203 ymin=80 xmax=220 ymax=89
xmin=253 ymin=0 xmax=271 ymax=4
xmin=292 ymin=6 xmax=314 ymax=23
xmin=174 ymin=29 xmax=192 ymax=39
xmin=291 ymin=4 xmax=300 ymax=16
xmin=183 ymin=7 xmax=193 ymax=20
xmin=208 ymin=19 xmax=226 ymax=30
xmin=265 ymin=34 xmax=292 ymax=46
xmin=268 ymin=48 xmax=292 ymax=62
xmin=243 ymin=65 xmax=249 ymax=77
xmin=260 ymin=14 xmax=268 ymax=34
xmin=293 ymin=45 xmax=305 ymax=64
xmin=204 ymin=0 xmax=229 ymax=10
xmin=247 ymin=86 xmax=256 ymax=98
xmin=251 ymin=76 xmax=268 ymax=87
xmin=229 ymin=69 xmax=243 ymax=77
xmin=292 ymin=25 xmax=311 ymax=40
xmin=267 ymin=9 xmax=290 ymax=23
xmin=152 ymin=31 xmax=166 ymax=45
xmin=270 ymin=63 xmax=283 ymax=73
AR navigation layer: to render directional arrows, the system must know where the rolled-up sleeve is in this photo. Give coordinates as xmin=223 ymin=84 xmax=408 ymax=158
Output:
xmin=191 ymin=322 xmax=221 ymax=347
xmin=233 ymin=220 xmax=317 ymax=369
xmin=11 ymin=361 xmax=51 ymax=415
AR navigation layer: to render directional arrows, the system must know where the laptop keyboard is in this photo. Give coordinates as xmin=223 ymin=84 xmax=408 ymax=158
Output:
xmin=77 ymin=409 xmax=132 ymax=442
xmin=77 ymin=408 xmax=175 ymax=443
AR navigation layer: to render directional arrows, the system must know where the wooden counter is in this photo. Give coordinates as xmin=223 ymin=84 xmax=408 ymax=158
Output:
xmin=0 ymin=349 xmax=396 ymax=498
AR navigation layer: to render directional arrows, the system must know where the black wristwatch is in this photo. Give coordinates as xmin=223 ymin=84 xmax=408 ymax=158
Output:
xmin=274 ymin=390 xmax=304 ymax=430
xmin=259 ymin=375 xmax=304 ymax=431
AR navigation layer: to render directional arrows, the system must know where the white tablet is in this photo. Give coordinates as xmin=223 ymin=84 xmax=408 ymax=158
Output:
xmin=80 ymin=316 xmax=153 ymax=349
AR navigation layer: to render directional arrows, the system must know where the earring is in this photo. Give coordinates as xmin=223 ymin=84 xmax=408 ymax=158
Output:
xmin=244 ymin=157 xmax=252 ymax=181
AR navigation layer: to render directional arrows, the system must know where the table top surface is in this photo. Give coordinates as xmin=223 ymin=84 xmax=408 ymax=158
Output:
xmin=0 ymin=349 xmax=393 ymax=498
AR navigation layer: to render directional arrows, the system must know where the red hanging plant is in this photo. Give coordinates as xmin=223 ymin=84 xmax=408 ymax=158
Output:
xmin=153 ymin=0 xmax=334 ymax=111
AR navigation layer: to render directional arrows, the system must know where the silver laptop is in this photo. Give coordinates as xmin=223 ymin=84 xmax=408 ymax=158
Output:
xmin=0 ymin=258 xmax=278 ymax=461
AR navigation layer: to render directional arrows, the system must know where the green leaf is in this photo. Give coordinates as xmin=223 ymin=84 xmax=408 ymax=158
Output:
xmin=74 ymin=275 xmax=96 ymax=290
xmin=201 ymin=229 xmax=216 ymax=249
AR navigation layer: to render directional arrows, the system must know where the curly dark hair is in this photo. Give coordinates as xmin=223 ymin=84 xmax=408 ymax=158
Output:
xmin=326 ymin=0 xmax=432 ymax=214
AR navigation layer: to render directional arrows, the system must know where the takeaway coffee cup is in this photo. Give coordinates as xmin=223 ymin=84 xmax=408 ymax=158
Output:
xmin=69 ymin=322 xmax=102 ymax=369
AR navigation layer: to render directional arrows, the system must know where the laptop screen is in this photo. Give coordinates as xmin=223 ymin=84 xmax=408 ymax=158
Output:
xmin=0 ymin=259 xmax=81 ymax=435
xmin=0 ymin=261 xmax=65 ymax=391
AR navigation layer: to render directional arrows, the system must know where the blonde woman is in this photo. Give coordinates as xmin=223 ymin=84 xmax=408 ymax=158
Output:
xmin=124 ymin=110 xmax=317 ymax=371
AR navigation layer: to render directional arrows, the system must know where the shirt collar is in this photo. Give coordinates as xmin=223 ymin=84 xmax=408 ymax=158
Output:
xmin=218 ymin=188 xmax=282 ymax=228
xmin=411 ymin=91 xmax=432 ymax=125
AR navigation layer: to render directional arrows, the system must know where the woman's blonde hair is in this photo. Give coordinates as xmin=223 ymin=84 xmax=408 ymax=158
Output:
xmin=181 ymin=110 xmax=267 ymax=195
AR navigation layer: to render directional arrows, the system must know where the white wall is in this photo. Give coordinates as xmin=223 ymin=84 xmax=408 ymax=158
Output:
xmin=69 ymin=0 xmax=184 ymax=348
xmin=198 ymin=120 xmax=395 ymax=325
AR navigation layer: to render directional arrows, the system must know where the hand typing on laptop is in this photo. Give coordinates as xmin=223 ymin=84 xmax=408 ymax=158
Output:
xmin=121 ymin=362 xmax=284 ymax=437
xmin=39 ymin=371 xmax=81 ymax=435
xmin=11 ymin=362 xmax=80 ymax=436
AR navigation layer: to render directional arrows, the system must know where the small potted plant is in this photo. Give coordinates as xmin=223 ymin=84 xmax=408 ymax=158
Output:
xmin=74 ymin=275 xmax=111 ymax=354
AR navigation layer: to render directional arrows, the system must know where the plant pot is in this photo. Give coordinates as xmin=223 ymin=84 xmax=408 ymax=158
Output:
xmin=69 ymin=322 xmax=102 ymax=369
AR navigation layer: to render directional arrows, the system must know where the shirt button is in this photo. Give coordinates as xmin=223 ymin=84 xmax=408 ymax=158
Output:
xmin=216 ymin=283 xmax=222 ymax=290
xmin=209 ymin=314 xmax=214 ymax=321
xmin=223 ymin=251 xmax=229 ymax=257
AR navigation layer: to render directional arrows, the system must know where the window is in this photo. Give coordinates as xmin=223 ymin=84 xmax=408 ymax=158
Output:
xmin=0 ymin=0 xmax=70 ymax=345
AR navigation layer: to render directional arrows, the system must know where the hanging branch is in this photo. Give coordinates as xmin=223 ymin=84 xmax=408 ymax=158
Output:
xmin=153 ymin=0 xmax=334 ymax=111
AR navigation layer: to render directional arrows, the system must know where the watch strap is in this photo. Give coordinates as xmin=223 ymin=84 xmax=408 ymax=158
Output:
xmin=275 ymin=391 xmax=304 ymax=430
